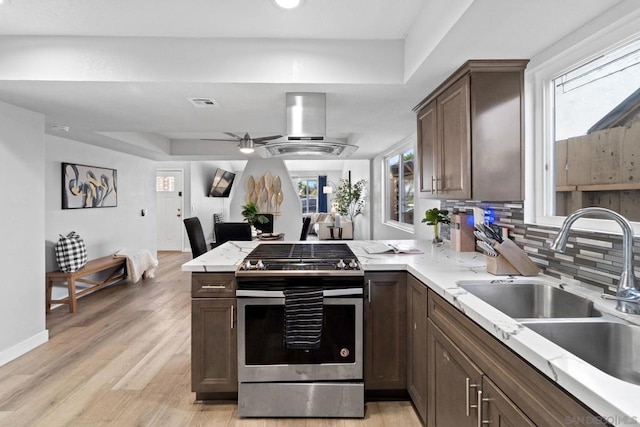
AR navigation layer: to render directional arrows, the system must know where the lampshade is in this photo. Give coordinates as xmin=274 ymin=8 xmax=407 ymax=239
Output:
xmin=239 ymin=139 xmax=254 ymax=154
xmin=274 ymin=0 xmax=302 ymax=9
xmin=323 ymin=186 xmax=333 ymax=194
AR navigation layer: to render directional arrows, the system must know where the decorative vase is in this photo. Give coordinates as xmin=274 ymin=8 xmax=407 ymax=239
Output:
xmin=432 ymin=223 xmax=443 ymax=244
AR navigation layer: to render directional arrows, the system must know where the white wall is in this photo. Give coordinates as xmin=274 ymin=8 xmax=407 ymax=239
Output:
xmin=189 ymin=160 xmax=240 ymax=246
xmin=0 ymin=101 xmax=48 ymax=366
xmin=45 ymin=135 xmax=157 ymax=272
xmin=229 ymin=159 xmax=302 ymax=241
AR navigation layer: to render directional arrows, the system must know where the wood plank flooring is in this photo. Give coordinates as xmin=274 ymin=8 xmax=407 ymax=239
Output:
xmin=0 ymin=251 xmax=422 ymax=426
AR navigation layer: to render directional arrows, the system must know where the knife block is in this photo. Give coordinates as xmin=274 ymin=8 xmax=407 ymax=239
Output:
xmin=492 ymin=239 xmax=540 ymax=276
xmin=486 ymin=255 xmax=520 ymax=275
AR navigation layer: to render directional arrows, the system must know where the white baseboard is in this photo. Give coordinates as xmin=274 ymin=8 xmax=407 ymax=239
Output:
xmin=0 ymin=330 xmax=49 ymax=368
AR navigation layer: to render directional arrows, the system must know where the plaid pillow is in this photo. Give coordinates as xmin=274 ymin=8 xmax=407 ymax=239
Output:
xmin=55 ymin=232 xmax=88 ymax=273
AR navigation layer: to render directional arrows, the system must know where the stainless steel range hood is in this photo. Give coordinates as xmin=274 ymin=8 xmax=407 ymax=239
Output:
xmin=255 ymin=93 xmax=358 ymax=158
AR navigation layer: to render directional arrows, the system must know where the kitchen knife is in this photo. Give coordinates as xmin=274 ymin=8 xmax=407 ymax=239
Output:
xmin=474 ymin=230 xmax=495 ymax=245
xmin=477 ymin=240 xmax=498 ymax=256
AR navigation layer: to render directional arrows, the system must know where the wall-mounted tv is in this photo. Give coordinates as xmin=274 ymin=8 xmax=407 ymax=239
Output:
xmin=209 ymin=169 xmax=236 ymax=197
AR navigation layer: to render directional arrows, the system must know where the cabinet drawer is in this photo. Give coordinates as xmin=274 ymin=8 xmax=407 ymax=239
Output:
xmin=192 ymin=273 xmax=236 ymax=297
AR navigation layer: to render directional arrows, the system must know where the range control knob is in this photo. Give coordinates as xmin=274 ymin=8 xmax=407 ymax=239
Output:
xmin=243 ymin=260 xmax=252 ymax=270
xmin=336 ymin=259 xmax=346 ymax=270
xmin=348 ymin=259 xmax=359 ymax=269
xmin=256 ymin=260 xmax=265 ymax=270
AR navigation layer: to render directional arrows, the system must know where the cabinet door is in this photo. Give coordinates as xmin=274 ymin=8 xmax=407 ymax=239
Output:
xmin=192 ymin=298 xmax=237 ymax=393
xmin=480 ymin=377 xmax=535 ymax=427
xmin=437 ymin=75 xmax=471 ymax=199
xmin=427 ymin=319 xmax=482 ymax=427
xmin=417 ymin=101 xmax=438 ymax=197
xmin=364 ymin=272 xmax=407 ymax=390
xmin=407 ymin=275 xmax=428 ymax=422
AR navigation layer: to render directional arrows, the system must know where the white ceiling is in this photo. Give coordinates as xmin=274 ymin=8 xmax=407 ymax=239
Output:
xmin=0 ymin=0 xmax=626 ymax=161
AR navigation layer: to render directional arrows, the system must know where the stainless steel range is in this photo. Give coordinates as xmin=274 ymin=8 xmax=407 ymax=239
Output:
xmin=235 ymin=243 xmax=364 ymax=418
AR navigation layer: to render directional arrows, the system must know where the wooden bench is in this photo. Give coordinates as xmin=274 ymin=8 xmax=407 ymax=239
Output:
xmin=46 ymin=255 xmax=127 ymax=313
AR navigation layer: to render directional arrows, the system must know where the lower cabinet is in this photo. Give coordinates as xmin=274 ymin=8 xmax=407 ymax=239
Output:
xmin=427 ymin=289 xmax=606 ymax=426
xmin=407 ymin=274 xmax=428 ymax=422
xmin=364 ymin=272 xmax=407 ymax=392
xmin=427 ymin=319 xmax=533 ymax=427
xmin=192 ymin=298 xmax=237 ymax=398
xmin=481 ymin=376 xmax=536 ymax=427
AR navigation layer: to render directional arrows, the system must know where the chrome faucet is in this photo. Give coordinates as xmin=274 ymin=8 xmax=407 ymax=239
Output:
xmin=550 ymin=207 xmax=640 ymax=315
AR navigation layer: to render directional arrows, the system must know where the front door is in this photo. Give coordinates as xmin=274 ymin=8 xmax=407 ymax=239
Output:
xmin=156 ymin=169 xmax=184 ymax=251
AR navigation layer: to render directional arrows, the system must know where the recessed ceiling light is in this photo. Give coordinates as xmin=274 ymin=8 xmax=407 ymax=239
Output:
xmin=274 ymin=0 xmax=302 ymax=9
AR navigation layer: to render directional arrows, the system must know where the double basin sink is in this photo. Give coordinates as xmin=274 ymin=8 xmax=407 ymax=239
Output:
xmin=458 ymin=281 xmax=640 ymax=386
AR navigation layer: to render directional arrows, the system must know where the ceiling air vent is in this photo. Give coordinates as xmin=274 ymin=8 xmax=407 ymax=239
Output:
xmin=188 ymin=97 xmax=218 ymax=108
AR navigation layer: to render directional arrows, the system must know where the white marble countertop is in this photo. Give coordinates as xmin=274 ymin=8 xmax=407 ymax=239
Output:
xmin=182 ymin=239 xmax=640 ymax=425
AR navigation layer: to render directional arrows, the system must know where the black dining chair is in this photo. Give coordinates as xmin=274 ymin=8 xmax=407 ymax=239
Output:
xmin=300 ymin=216 xmax=312 ymax=240
xmin=214 ymin=222 xmax=252 ymax=246
xmin=254 ymin=213 xmax=274 ymax=234
xmin=184 ymin=217 xmax=208 ymax=258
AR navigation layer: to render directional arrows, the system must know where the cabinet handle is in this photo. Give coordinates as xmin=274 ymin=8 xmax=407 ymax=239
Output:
xmin=230 ymin=305 xmax=235 ymax=329
xmin=367 ymin=280 xmax=371 ymax=304
xmin=202 ymin=284 xmax=226 ymax=289
xmin=431 ymin=176 xmax=436 ymax=193
xmin=466 ymin=377 xmax=479 ymax=416
xmin=477 ymin=390 xmax=491 ymax=426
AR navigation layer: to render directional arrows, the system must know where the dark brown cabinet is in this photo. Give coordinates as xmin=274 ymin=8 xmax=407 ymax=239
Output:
xmin=191 ymin=273 xmax=237 ymax=399
xmin=427 ymin=319 xmax=482 ymax=427
xmin=427 ymin=289 xmax=606 ymax=426
xmin=364 ymin=272 xmax=407 ymax=392
xmin=406 ymin=274 xmax=428 ymax=422
xmin=414 ymin=60 xmax=528 ymax=201
xmin=427 ymin=320 xmax=534 ymax=427
xmin=481 ymin=376 xmax=535 ymax=427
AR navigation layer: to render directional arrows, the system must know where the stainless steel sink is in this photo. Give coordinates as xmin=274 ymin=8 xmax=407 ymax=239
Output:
xmin=524 ymin=321 xmax=640 ymax=385
xmin=459 ymin=282 xmax=602 ymax=318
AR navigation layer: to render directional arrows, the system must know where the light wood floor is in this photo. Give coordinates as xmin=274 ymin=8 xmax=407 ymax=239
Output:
xmin=0 ymin=251 xmax=421 ymax=426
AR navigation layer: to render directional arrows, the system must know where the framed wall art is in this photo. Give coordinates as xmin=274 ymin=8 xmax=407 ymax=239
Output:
xmin=62 ymin=162 xmax=118 ymax=209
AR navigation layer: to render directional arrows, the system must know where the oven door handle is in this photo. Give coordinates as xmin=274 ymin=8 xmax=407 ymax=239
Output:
xmin=236 ymin=288 xmax=363 ymax=298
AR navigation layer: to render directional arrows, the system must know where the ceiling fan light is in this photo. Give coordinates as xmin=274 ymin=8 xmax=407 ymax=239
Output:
xmin=274 ymin=0 xmax=301 ymax=9
xmin=239 ymin=139 xmax=255 ymax=154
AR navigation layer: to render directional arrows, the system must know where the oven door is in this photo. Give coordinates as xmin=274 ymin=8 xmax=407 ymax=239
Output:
xmin=237 ymin=294 xmax=363 ymax=383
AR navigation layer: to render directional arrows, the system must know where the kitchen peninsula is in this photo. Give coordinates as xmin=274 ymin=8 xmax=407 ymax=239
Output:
xmin=182 ymin=240 xmax=640 ymax=425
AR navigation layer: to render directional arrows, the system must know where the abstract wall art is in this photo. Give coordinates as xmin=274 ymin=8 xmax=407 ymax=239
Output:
xmin=62 ymin=162 xmax=118 ymax=209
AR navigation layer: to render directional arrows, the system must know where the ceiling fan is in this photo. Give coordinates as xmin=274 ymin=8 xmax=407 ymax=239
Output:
xmin=201 ymin=132 xmax=282 ymax=153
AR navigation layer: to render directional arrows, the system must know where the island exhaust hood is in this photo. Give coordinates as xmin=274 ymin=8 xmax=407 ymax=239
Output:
xmin=255 ymin=93 xmax=358 ymax=158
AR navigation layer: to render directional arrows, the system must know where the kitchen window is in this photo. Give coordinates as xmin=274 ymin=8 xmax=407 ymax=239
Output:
xmin=527 ymin=11 xmax=640 ymax=234
xmin=553 ymin=38 xmax=640 ymax=220
xmin=297 ymin=177 xmax=318 ymax=214
xmin=385 ymin=145 xmax=415 ymax=226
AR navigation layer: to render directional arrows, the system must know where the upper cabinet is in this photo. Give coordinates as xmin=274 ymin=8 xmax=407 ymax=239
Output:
xmin=414 ymin=60 xmax=529 ymax=201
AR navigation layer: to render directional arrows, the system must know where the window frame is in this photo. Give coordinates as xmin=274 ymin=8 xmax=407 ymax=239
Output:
xmin=526 ymin=10 xmax=640 ymax=235
xmin=383 ymin=142 xmax=415 ymax=229
xmin=297 ymin=176 xmax=318 ymax=214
